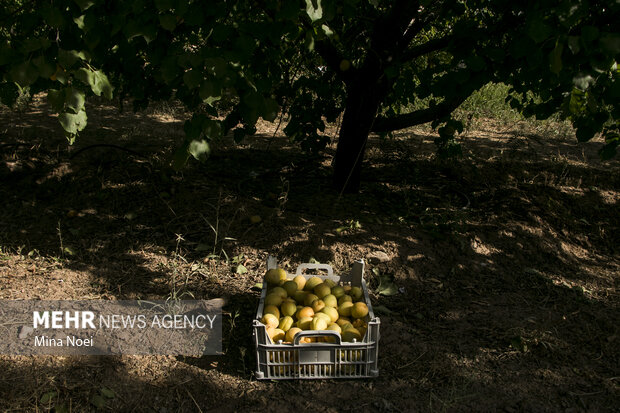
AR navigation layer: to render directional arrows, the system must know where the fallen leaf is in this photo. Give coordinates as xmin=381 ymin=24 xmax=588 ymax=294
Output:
xmin=40 ymin=391 xmax=57 ymax=404
xmin=101 ymin=387 xmax=115 ymax=399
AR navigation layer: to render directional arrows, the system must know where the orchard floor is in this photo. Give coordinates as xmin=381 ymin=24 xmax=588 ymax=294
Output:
xmin=0 ymin=96 xmax=618 ymax=412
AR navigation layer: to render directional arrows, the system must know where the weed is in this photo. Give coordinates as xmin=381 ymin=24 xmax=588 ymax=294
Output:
xmin=277 ymin=176 xmax=289 ymax=215
xmin=166 ymin=233 xmax=194 ymax=302
xmin=335 ymin=219 xmax=362 ymax=234
xmin=199 ymin=189 xmax=242 ymax=261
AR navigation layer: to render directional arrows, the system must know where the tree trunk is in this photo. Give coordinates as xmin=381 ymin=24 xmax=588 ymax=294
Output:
xmin=333 ymin=78 xmax=384 ymax=194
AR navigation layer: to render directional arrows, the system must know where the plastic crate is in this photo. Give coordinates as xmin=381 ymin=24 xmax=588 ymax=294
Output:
xmin=253 ymin=256 xmax=380 ymax=380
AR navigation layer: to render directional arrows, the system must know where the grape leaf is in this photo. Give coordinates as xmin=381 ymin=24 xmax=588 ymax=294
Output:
xmin=58 ymin=110 xmax=88 ymax=134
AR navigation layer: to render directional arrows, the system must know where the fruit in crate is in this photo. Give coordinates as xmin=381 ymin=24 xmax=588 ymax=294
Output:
xmin=311 ymin=299 xmax=326 ymax=313
xmin=297 ymin=316 xmax=313 ymax=330
xmin=321 ymin=306 xmax=339 ymax=323
xmin=323 ymin=294 xmax=337 ymax=308
xmin=282 ymin=281 xmax=298 ymax=297
xmin=338 ymin=301 xmax=354 ymax=317
xmin=314 ymin=283 xmax=331 ymax=298
xmin=304 ymin=276 xmax=323 ymax=291
xmin=261 ymin=269 xmax=370 ymax=343
xmin=296 ymin=306 xmax=314 ymax=319
xmin=265 ymin=268 xmax=287 ymax=285
xmin=351 ymin=302 xmax=369 ymax=319
xmin=293 ymin=275 xmax=306 ymax=290
xmin=265 ymin=293 xmax=283 ymax=307
xmin=285 ymin=327 xmax=302 ymax=342
xmin=280 ymin=301 xmax=297 ymax=317
xmin=261 ymin=313 xmax=279 ymax=329
xmin=310 ymin=316 xmax=328 ymax=331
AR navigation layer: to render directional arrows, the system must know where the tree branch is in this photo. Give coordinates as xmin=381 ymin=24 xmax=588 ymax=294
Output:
xmin=314 ymin=39 xmax=355 ymax=84
xmin=371 ymin=94 xmax=471 ymax=133
xmin=398 ymin=3 xmax=437 ymax=51
xmin=370 ymin=0 xmax=419 ymax=58
xmin=401 ymin=35 xmax=454 ymax=62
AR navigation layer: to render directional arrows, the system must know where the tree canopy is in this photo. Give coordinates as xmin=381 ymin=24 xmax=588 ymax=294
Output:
xmin=1 ymin=0 xmax=618 ymax=192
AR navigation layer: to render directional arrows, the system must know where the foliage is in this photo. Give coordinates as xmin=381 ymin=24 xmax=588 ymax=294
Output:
xmin=457 ymin=83 xmax=523 ymax=123
xmin=0 ymin=0 xmax=618 ymax=191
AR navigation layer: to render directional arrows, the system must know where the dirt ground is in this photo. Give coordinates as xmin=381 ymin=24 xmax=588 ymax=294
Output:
xmin=0 ymin=96 xmax=618 ymax=412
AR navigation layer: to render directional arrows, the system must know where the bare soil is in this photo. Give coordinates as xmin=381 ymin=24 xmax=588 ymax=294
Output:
xmin=0 ymin=96 xmax=618 ymax=412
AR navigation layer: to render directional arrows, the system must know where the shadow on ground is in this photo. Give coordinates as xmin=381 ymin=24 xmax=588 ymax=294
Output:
xmin=0 ymin=98 xmax=618 ymax=411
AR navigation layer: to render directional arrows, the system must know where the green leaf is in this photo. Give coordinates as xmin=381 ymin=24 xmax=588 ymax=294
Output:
xmin=235 ymin=35 xmax=257 ymax=56
xmin=42 ymin=6 xmax=65 ymax=28
xmin=92 ymin=71 xmax=114 ymax=99
xmin=40 ymin=391 xmax=57 ymax=404
xmin=9 ymin=62 xmax=39 ymax=86
xmin=549 ymin=41 xmax=563 ymax=74
xmin=204 ymin=57 xmax=228 ymax=78
xmin=74 ymin=15 xmax=86 ymax=30
xmin=58 ymin=110 xmax=88 ymax=134
xmin=236 ymin=264 xmax=248 ymax=274
xmin=74 ymin=67 xmax=94 ymax=86
xmin=199 ymin=80 xmax=222 ymax=105
xmin=155 ymin=0 xmax=174 ymax=11
xmin=567 ymin=36 xmax=581 ymax=54
xmin=261 ymin=98 xmax=279 ymax=122
xmin=47 ymin=89 xmax=65 ymax=112
xmin=466 ymin=55 xmax=485 ymax=72
xmin=202 ymin=119 xmax=221 ymax=138
xmin=252 ymin=282 xmax=263 ymax=290
xmin=377 ymin=274 xmax=398 ymax=296
xmin=372 ymin=305 xmax=394 ymax=315
xmin=73 ymin=0 xmax=95 ymax=11
xmin=124 ymin=20 xmax=157 ymax=43
xmin=160 ymin=57 xmax=179 ymax=83
xmin=188 ymin=139 xmax=210 ymax=161
xmin=527 ymin=17 xmax=552 ymax=43
xmin=159 ymin=14 xmax=177 ymax=31
xmin=305 ymin=31 xmax=315 ymax=51
xmin=183 ymin=69 xmax=202 ymax=89
xmin=599 ymin=34 xmax=620 ymax=54
xmin=22 ymin=37 xmax=51 ymax=53
xmin=243 ymin=91 xmax=263 ymax=109
xmin=100 ymin=387 xmax=115 ymax=399
xmin=184 ymin=117 xmax=202 ymax=140
xmin=74 ymin=68 xmax=113 ymax=98
xmin=32 ymin=56 xmax=55 ymax=79
xmin=58 ymin=49 xmax=88 ymax=68
xmin=378 ymin=283 xmax=398 ymax=296
xmin=90 ymin=394 xmax=106 ymax=409
xmin=305 ymin=0 xmax=323 ymax=22
xmin=65 ymin=87 xmax=86 ymax=114
xmin=581 ymin=26 xmax=599 ymax=44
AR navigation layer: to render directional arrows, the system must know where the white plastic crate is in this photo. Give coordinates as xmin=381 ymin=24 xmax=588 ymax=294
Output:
xmin=253 ymin=257 xmax=380 ymax=380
